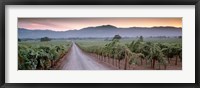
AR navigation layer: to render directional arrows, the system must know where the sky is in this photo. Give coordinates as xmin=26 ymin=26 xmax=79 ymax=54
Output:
xmin=18 ymin=18 xmax=182 ymax=31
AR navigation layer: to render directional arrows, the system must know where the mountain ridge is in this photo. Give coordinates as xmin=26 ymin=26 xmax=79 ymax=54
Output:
xmin=18 ymin=25 xmax=182 ymax=38
xmin=19 ymin=25 xmax=181 ymax=32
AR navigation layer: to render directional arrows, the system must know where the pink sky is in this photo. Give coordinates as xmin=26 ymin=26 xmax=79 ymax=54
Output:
xmin=18 ymin=18 xmax=182 ymax=31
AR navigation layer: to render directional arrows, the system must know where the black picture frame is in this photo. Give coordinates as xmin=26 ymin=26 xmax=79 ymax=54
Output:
xmin=0 ymin=0 xmax=199 ymax=88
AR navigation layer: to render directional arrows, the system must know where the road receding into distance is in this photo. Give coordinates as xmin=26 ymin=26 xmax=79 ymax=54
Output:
xmin=59 ymin=42 xmax=115 ymax=70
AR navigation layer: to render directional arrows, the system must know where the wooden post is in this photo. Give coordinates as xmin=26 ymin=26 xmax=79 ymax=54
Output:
xmin=118 ymin=60 xmax=120 ymax=69
xmin=124 ymin=53 xmax=127 ymax=70
xmin=175 ymin=56 xmax=178 ymax=65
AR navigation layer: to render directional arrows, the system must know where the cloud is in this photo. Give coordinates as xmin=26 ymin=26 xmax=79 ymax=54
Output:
xmin=18 ymin=18 xmax=182 ymax=31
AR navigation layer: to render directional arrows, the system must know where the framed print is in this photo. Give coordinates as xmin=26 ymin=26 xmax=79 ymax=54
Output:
xmin=0 ymin=0 xmax=200 ymax=88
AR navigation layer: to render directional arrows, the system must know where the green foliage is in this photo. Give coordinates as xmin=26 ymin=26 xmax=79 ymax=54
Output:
xmin=18 ymin=41 xmax=71 ymax=70
xmin=40 ymin=37 xmax=51 ymax=42
xmin=76 ymin=38 xmax=182 ymax=69
xmin=112 ymin=34 xmax=121 ymax=40
xmin=127 ymin=39 xmax=182 ymax=66
xmin=147 ymin=43 xmax=166 ymax=64
xmin=139 ymin=36 xmax=143 ymax=42
xmin=18 ymin=38 xmax=21 ymax=42
xmin=77 ymin=39 xmax=136 ymax=66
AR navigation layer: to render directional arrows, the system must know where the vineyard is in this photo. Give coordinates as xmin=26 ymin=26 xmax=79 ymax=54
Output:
xmin=76 ymin=38 xmax=182 ymax=70
xmin=18 ymin=38 xmax=182 ymax=70
xmin=18 ymin=40 xmax=72 ymax=70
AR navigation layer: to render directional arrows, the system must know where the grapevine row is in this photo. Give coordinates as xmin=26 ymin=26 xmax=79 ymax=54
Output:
xmin=76 ymin=39 xmax=182 ymax=70
xmin=18 ymin=41 xmax=72 ymax=70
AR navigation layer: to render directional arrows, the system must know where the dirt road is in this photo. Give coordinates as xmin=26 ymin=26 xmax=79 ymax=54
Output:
xmin=59 ymin=42 xmax=115 ymax=70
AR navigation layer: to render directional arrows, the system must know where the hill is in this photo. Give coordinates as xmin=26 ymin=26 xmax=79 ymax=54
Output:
xmin=18 ymin=25 xmax=182 ymax=38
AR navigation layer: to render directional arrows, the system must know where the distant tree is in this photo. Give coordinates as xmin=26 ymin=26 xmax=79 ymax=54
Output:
xmin=178 ymin=36 xmax=182 ymax=39
xmin=18 ymin=38 xmax=21 ymax=42
xmin=139 ymin=36 xmax=143 ymax=42
xmin=40 ymin=37 xmax=51 ymax=42
xmin=112 ymin=34 xmax=121 ymax=40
